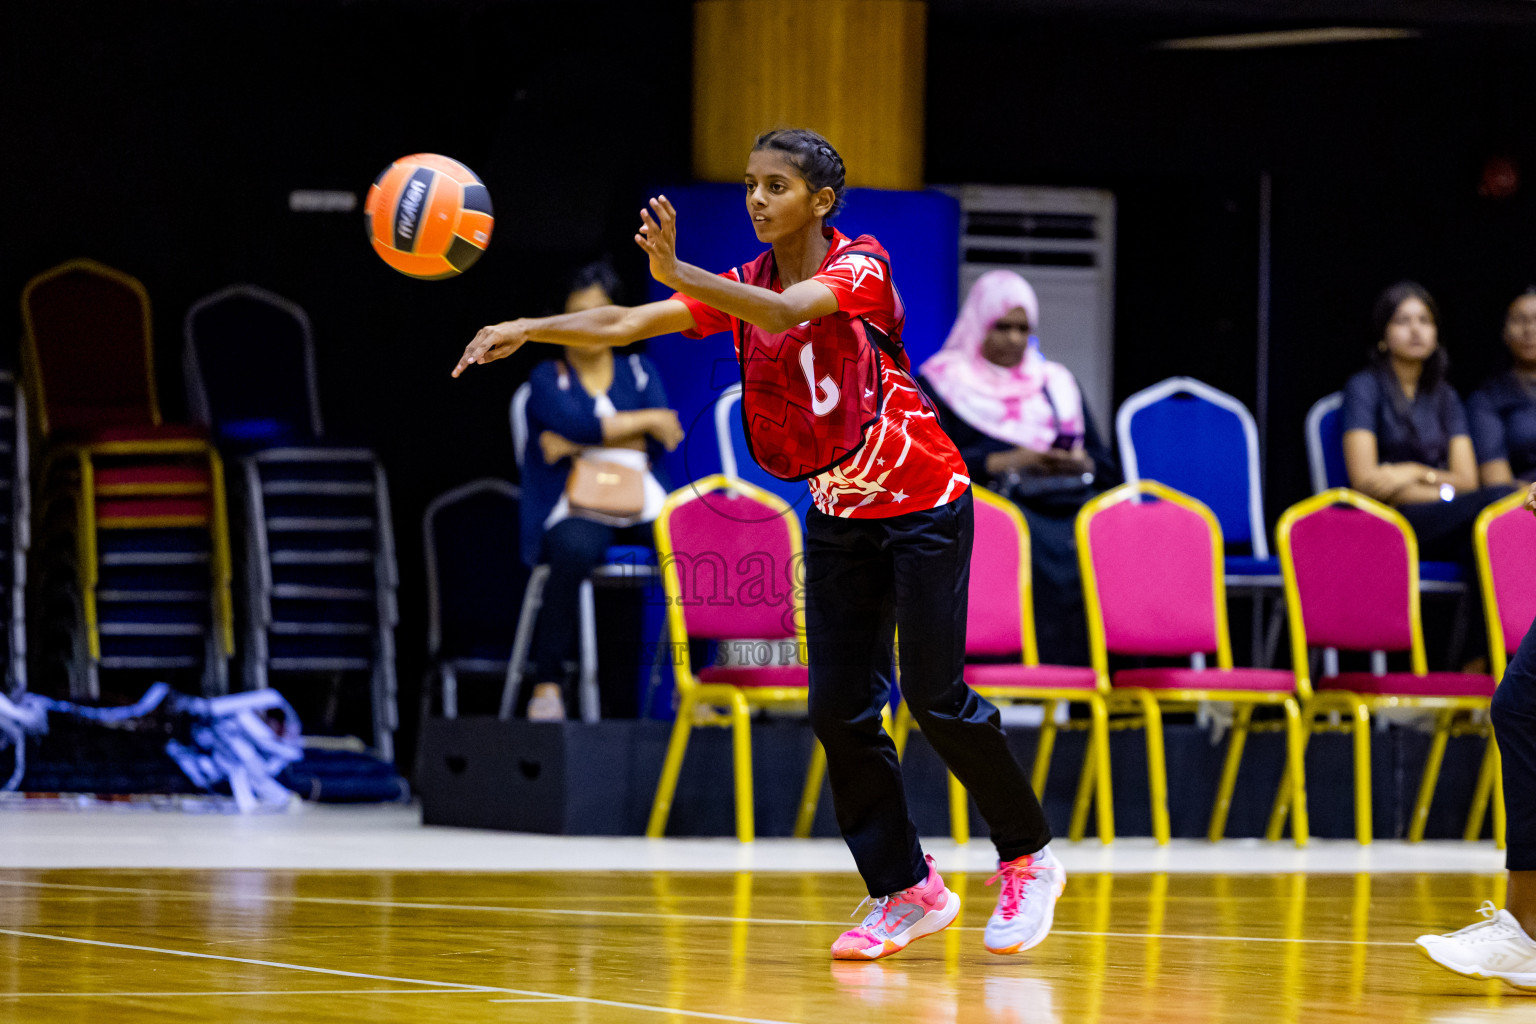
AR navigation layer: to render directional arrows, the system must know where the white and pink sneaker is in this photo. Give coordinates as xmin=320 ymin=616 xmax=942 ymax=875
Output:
xmin=984 ymin=846 xmax=1065 ymax=954
xmin=831 ymin=855 xmax=961 ymax=961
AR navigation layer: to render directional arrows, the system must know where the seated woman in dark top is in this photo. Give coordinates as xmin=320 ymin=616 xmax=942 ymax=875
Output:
xmin=1470 ymin=288 xmax=1536 ymax=487
xmin=519 ymin=261 xmax=683 ymax=720
xmin=1342 ymin=280 xmax=1512 ymax=565
xmin=918 ymin=269 xmax=1120 ymax=666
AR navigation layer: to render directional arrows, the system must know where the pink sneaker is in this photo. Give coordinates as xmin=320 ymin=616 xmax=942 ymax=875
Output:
xmin=831 ymin=855 xmax=962 ymax=961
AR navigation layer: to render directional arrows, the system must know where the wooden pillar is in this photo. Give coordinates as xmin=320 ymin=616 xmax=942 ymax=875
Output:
xmin=692 ymin=0 xmax=926 ymax=190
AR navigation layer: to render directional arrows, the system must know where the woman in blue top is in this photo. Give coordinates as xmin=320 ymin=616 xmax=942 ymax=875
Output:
xmin=1342 ymin=281 xmax=1511 ymax=565
xmin=517 ymin=261 xmax=683 ymax=720
xmin=1470 ymin=289 xmax=1536 ymax=487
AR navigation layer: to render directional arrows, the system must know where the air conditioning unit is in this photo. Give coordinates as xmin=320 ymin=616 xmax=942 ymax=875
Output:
xmin=937 ymin=185 xmax=1116 ymax=426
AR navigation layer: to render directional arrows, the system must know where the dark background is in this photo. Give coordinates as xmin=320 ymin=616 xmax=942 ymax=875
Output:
xmin=5 ymin=0 xmax=1536 ymax=771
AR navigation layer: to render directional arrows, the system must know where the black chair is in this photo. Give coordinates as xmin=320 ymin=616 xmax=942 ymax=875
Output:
xmin=422 ymin=478 xmax=527 ymax=719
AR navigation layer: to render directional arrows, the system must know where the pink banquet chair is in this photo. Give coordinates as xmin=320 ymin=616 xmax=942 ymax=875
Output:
xmin=1465 ymin=490 xmax=1536 ymax=847
xmin=890 ymin=486 xmax=1112 ymax=844
xmin=1077 ymin=480 xmax=1310 ymax=846
xmin=1269 ymin=489 xmax=1496 ymax=845
xmin=645 ymin=475 xmax=825 ymax=843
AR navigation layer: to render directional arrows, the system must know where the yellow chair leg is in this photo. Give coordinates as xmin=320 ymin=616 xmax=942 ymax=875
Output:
xmin=793 ymin=741 xmax=827 ymax=839
xmin=1266 ymin=700 xmax=1314 ymax=841
xmin=1136 ymin=691 xmax=1171 ymax=845
xmin=1070 ymin=697 xmax=1117 ymax=843
xmin=1032 ymin=700 xmax=1060 ymax=796
xmin=948 ymin=771 xmax=970 ymax=845
xmin=1495 ymin=744 xmax=1507 ymax=851
xmin=1408 ymin=710 xmax=1455 ymax=843
xmin=1350 ymin=700 xmax=1373 ymax=846
xmin=1090 ymin=696 xmax=1115 ymax=844
xmin=646 ymin=696 xmax=697 ymax=838
xmin=1207 ymin=703 xmax=1253 ymax=842
xmin=1282 ymin=696 xmax=1310 ymax=847
xmin=729 ymin=692 xmax=755 ymax=843
xmin=890 ymin=702 xmax=910 ymax=760
xmin=1466 ymin=733 xmax=1499 ymax=842
xmin=1068 ymin=735 xmax=1096 ymax=843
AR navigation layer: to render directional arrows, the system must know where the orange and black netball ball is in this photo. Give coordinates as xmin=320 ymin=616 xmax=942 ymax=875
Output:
xmin=363 ymin=153 xmax=493 ymax=279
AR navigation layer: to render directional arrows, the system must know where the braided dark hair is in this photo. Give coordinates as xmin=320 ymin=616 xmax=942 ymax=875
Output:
xmin=752 ymin=128 xmax=847 ymax=220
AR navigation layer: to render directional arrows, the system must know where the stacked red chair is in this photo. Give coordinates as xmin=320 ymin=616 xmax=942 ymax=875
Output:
xmin=21 ymin=259 xmax=234 ymax=699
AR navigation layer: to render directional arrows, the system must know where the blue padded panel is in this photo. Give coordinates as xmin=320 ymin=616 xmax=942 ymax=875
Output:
xmin=1316 ymin=404 xmax=1350 ymax=490
xmin=602 ymin=544 xmax=655 ymax=568
xmin=1224 ymin=554 xmax=1280 ymax=579
xmin=1420 ymin=560 xmax=1469 ymax=584
xmin=1128 ymin=393 xmax=1255 ymax=545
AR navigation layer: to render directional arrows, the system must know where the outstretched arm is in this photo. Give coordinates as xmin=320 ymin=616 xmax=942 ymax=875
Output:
xmin=451 ymin=299 xmax=696 ymax=377
xmin=636 ymin=196 xmax=840 ymax=333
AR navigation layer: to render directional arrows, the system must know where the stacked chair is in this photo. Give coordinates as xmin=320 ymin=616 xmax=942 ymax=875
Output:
xmin=0 ymin=373 xmax=28 ymax=695
xmin=22 ymin=259 xmax=233 ymax=699
xmin=183 ymin=284 xmax=399 ymax=761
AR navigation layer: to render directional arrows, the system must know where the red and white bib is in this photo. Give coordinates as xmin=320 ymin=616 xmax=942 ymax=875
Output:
xmin=676 ymin=229 xmax=970 ymax=518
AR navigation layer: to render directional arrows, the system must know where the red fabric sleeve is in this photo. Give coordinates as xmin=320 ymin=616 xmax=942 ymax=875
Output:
xmin=814 ymin=251 xmax=892 ymax=321
xmin=670 ymin=268 xmax=741 ymax=339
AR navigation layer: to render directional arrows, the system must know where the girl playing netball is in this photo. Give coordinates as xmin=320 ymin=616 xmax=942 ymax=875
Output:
xmin=454 ymin=128 xmax=1064 ymax=961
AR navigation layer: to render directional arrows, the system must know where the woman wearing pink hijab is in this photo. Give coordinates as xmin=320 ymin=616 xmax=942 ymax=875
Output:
xmin=919 ymin=269 xmax=1120 ymax=666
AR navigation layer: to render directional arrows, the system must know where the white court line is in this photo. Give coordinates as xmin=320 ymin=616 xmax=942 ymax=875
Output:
xmin=0 ymin=878 xmax=1409 ymax=948
xmin=489 ymin=998 xmax=581 ymax=1004
xmin=0 ymin=989 xmax=488 ymax=999
xmin=0 ymin=928 xmax=803 ymax=1024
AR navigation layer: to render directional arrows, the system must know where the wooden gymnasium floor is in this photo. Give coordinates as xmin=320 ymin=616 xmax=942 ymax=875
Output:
xmin=0 ymin=804 xmax=1530 ymax=1023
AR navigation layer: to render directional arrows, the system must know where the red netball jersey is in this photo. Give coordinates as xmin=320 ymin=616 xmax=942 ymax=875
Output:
xmin=674 ymin=228 xmax=970 ymax=519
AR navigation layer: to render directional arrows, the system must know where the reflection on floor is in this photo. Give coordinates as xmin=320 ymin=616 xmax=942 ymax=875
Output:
xmin=0 ymin=868 xmax=1526 ymax=1023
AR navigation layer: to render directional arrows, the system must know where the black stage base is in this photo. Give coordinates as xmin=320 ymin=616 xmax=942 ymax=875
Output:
xmin=414 ymin=715 xmax=1494 ymax=842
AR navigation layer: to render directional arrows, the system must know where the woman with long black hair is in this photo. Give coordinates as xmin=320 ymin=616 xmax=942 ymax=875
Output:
xmin=454 ymin=128 xmax=1064 ymax=961
xmin=1342 ymin=281 xmax=1511 ymax=564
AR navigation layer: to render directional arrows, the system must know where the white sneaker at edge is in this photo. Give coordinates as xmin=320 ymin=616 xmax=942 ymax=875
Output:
xmin=1416 ymin=902 xmax=1536 ymax=990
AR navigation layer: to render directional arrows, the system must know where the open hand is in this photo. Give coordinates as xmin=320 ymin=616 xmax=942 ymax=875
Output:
xmin=453 ymin=319 xmax=530 ymax=377
xmin=635 ymin=195 xmax=680 ymax=287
